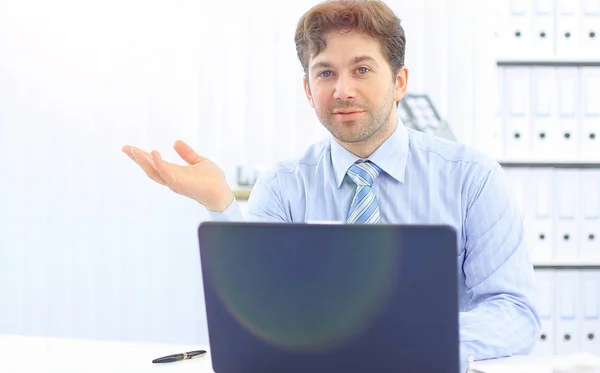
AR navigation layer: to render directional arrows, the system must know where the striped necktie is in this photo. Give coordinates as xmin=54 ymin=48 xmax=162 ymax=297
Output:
xmin=346 ymin=160 xmax=382 ymax=224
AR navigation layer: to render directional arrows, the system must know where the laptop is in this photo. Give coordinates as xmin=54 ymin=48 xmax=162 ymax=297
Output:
xmin=198 ymin=222 xmax=459 ymax=373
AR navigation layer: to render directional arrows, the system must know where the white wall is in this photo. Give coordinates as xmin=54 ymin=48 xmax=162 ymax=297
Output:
xmin=0 ymin=0 xmax=494 ymax=345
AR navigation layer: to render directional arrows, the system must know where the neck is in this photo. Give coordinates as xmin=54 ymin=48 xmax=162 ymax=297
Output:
xmin=336 ymin=112 xmax=398 ymax=159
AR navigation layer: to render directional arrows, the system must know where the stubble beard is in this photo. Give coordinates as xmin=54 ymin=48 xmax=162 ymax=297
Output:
xmin=316 ymin=85 xmax=396 ymax=144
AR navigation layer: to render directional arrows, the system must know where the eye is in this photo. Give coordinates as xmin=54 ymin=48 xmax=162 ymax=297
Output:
xmin=356 ymin=66 xmax=370 ymax=74
xmin=318 ymin=70 xmax=333 ymax=78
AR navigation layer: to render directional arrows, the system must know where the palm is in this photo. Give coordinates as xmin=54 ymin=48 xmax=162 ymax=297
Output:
xmin=173 ymin=159 xmax=228 ymax=206
xmin=122 ymin=140 xmax=233 ymax=211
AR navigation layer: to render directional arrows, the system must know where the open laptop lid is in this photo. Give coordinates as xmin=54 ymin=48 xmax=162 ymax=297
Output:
xmin=198 ymin=222 xmax=459 ymax=373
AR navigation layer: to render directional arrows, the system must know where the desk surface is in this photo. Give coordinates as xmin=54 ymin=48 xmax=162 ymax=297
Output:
xmin=7 ymin=333 xmax=595 ymax=373
xmin=0 ymin=334 xmax=214 ymax=373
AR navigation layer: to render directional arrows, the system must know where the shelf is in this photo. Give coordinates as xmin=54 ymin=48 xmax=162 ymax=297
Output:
xmin=533 ymin=261 xmax=600 ymax=269
xmin=232 ymin=188 xmax=252 ymax=201
xmin=498 ymin=160 xmax=600 ymax=168
xmin=497 ymin=56 xmax=600 ymax=66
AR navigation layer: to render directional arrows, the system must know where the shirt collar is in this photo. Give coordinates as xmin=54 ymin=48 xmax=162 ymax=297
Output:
xmin=330 ymin=118 xmax=409 ymax=188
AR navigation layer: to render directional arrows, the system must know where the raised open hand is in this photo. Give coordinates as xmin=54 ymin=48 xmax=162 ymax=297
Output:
xmin=122 ymin=140 xmax=234 ymax=212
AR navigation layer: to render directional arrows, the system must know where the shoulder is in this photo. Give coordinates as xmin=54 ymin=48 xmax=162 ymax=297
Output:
xmin=406 ymin=127 xmax=500 ymax=175
xmin=406 ymin=128 xmax=507 ymax=205
xmin=256 ymin=137 xmax=330 ymax=188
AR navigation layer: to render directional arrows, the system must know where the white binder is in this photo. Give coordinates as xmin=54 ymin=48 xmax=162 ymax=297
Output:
xmin=556 ymin=0 xmax=581 ymax=57
xmin=490 ymin=67 xmax=505 ymax=159
xmin=504 ymin=67 xmax=532 ymax=160
xmin=579 ymin=170 xmax=600 ymax=262
xmin=579 ymin=270 xmax=600 ymax=354
xmin=554 ymin=271 xmax=580 ymax=354
xmin=479 ymin=64 xmax=505 ymax=159
xmin=504 ymin=168 xmax=528 ymax=213
xmin=506 ymin=0 xmax=534 ymax=57
xmin=530 ymin=169 xmax=554 ymax=262
xmin=553 ymin=169 xmax=580 ymax=263
xmin=579 ymin=0 xmax=600 ymax=56
xmin=505 ymin=168 xmax=536 ymax=260
xmin=555 ymin=67 xmax=580 ymax=160
xmin=579 ymin=68 xmax=600 ymax=160
xmin=532 ymin=0 xmax=556 ymax=57
xmin=531 ymin=67 xmax=556 ymax=160
xmin=494 ymin=0 xmax=510 ymax=58
xmin=532 ymin=269 xmax=556 ymax=356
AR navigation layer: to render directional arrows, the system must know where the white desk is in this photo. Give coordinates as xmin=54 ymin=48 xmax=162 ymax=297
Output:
xmin=0 ymin=334 xmax=213 ymax=373
xmin=5 ymin=333 xmax=598 ymax=373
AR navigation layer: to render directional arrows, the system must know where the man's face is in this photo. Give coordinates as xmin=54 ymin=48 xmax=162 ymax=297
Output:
xmin=303 ymin=31 xmax=405 ymax=144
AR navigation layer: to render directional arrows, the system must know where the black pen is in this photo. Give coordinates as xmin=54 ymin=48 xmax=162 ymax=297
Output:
xmin=152 ymin=349 xmax=207 ymax=363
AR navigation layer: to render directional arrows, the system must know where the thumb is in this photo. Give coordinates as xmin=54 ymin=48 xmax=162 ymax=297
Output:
xmin=173 ymin=140 xmax=206 ymax=165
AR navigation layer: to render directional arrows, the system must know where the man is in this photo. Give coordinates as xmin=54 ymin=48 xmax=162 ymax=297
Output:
xmin=122 ymin=0 xmax=540 ymax=364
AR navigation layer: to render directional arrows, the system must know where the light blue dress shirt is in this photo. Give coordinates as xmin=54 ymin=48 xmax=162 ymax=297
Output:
xmin=210 ymin=121 xmax=541 ymax=363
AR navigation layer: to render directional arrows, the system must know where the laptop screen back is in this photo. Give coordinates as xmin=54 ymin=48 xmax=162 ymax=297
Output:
xmin=198 ymin=222 xmax=459 ymax=373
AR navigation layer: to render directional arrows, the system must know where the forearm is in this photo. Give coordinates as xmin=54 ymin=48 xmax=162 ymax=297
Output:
xmin=459 ymin=295 xmax=540 ymax=362
xmin=208 ymin=173 xmax=289 ymax=222
xmin=207 ymin=198 xmax=245 ymax=222
xmin=461 ymin=164 xmax=541 ymax=362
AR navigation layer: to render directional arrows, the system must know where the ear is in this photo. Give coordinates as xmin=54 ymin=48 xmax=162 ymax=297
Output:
xmin=393 ymin=66 xmax=409 ymax=103
xmin=303 ymin=75 xmax=314 ymax=107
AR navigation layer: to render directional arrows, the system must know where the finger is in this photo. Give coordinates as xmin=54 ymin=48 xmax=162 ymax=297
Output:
xmin=151 ymin=150 xmax=179 ymax=188
xmin=131 ymin=148 xmax=167 ymax=186
xmin=122 ymin=145 xmax=137 ymax=162
xmin=123 ymin=145 xmax=153 ymax=165
xmin=173 ymin=140 xmax=206 ymax=165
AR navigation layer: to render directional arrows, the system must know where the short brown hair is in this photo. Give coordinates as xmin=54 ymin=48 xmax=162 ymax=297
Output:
xmin=294 ymin=0 xmax=406 ymax=78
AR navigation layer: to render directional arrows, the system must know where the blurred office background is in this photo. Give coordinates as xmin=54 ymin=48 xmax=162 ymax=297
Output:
xmin=0 ymin=0 xmax=599 ymax=356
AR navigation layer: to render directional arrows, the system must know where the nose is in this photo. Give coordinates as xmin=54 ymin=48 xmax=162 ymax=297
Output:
xmin=333 ymin=74 xmax=356 ymax=100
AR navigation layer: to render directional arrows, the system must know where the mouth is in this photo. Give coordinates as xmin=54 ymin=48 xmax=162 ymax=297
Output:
xmin=333 ymin=110 xmax=365 ymax=119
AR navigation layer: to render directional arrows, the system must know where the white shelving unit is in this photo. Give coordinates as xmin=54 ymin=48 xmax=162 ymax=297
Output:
xmin=491 ymin=0 xmax=600 ymax=269
xmin=490 ymin=0 xmax=600 ymax=357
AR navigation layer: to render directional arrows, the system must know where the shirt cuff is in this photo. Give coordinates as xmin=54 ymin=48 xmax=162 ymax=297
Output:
xmin=207 ymin=198 xmax=245 ymax=222
xmin=459 ymin=342 xmax=474 ymax=372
